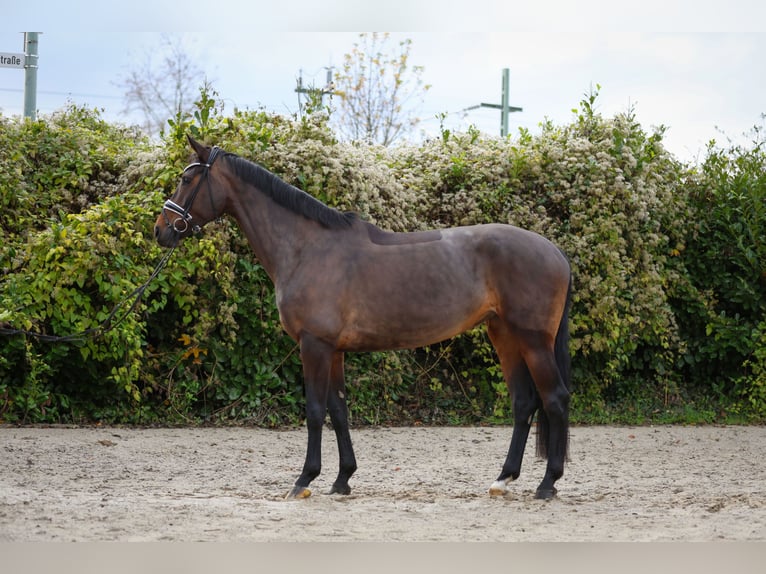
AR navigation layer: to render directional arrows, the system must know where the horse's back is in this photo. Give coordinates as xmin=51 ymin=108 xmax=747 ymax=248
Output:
xmin=442 ymin=223 xmax=569 ymax=281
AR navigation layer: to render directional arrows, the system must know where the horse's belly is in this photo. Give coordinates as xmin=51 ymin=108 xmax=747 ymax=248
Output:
xmin=335 ymin=244 xmax=496 ymax=350
xmin=337 ymin=290 xmax=493 ymax=351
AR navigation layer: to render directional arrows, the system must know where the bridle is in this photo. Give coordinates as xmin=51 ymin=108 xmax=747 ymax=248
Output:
xmin=162 ymin=145 xmax=223 ymax=235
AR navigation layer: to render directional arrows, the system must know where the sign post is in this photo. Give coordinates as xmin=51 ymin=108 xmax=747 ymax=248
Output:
xmin=23 ymin=33 xmax=39 ymax=120
xmin=0 ymin=32 xmax=40 ymax=119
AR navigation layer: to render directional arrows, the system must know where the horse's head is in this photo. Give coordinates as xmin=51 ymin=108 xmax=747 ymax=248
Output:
xmin=154 ymin=135 xmax=226 ymax=247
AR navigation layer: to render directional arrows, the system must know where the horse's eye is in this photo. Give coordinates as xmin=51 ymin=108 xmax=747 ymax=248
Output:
xmin=182 ymin=176 xmax=192 ymax=185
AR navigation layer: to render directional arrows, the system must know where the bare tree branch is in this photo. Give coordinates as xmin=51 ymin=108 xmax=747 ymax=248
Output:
xmin=116 ymin=35 xmax=206 ymax=135
xmin=332 ymin=33 xmax=430 ymax=147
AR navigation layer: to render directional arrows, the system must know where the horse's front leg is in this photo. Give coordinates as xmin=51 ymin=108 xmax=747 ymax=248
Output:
xmin=327 ymin=351 xmax=357 ymax=495
xmin=286 ymin=332 xmax=333 ymax=499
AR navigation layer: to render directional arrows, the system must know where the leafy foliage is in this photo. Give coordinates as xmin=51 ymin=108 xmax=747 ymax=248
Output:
xmin=675 ymin=124 xmax=766 ymax=415
xmin=1 ymin=91 xmax=764 ymax=425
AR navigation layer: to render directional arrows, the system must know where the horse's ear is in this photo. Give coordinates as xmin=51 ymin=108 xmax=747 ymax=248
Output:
xmin=187 ymin=135 xmax=210 ymax=163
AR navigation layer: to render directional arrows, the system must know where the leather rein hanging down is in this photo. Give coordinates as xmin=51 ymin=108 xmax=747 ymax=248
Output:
xmin=0 ymin=148 xmax=223 ymax=342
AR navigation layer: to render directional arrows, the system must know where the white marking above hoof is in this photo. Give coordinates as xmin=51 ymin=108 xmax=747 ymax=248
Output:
xmin=488 ymin=479 xmax=511 ymax=496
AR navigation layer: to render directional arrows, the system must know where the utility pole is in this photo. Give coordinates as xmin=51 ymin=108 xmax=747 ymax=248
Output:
xmin=295 ymin=67 xmax=335 ymax=115
xmin=23 ymin=32 xmax=40 ymax=120
xmin=463 ymin=68 xmax=522 ymax=137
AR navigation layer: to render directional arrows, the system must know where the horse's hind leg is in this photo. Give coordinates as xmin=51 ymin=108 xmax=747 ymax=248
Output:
xmin=487 ymin=318 xmax=541 ymax=496
xmin=327 ymin=351 xmax=357 ymax=495
xmin=521 ymin=340 xmax=570 ymax=500
xmin=488 ymin=363 xmax=540 ymax=496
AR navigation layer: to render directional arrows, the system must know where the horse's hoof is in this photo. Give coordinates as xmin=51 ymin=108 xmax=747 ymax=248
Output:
xmin=488 ymin=479 xmax=510 ymax=497
xmin=329 ymin=483 xmax=351 ymax=495
xmin=285 ymin=486 xmax=312 ymax=500
xmin=534 ymin=487 xmax=557 ymax=500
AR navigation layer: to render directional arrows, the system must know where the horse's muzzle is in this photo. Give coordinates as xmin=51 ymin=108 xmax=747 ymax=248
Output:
xmin=154 ymin=223 xmax=178 ymax=248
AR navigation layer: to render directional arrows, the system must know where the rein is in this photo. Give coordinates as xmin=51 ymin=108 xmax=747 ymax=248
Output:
xmin=0 ymin=245 xmax=176 ymax=342
xmin=0 ymin=149 xmax=223 ymax=343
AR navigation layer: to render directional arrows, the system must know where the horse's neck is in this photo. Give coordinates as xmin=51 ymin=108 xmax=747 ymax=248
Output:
xmin=229 ymin=182 xmax=323 ymax=282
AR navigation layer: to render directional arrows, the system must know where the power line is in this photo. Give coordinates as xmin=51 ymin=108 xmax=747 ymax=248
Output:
xmin=0 ymin=87 xmax=122 ymax=100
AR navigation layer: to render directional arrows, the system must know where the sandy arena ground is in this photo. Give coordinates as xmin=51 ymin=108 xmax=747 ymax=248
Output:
xmin=1 ymin=425 xmax=764 ymax=542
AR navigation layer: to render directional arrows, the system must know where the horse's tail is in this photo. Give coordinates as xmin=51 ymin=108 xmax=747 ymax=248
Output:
xmin=554 ymin=271 xmax=573 ymax=394
xmin=536 ymin=266 xmax=573 ymax=460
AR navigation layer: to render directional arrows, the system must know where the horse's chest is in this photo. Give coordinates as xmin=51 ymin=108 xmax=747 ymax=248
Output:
xmin=274 ymin=281 xmax=343 ymax=341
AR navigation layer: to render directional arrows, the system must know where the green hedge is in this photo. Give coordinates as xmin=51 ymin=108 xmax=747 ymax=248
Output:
xmin=1 ymin=94 xmax=764 ymax=425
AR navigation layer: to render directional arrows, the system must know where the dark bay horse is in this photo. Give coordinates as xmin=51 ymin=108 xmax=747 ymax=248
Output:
xmin=155 ymin=136 xmax=573 ymax=500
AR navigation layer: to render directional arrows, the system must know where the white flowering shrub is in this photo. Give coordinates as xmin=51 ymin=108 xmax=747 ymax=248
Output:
xmin=2 ymin=90 xmax=763 ymax=424
xmin=185 ymin=95 xmax=699 ymax=419
xmin=381 ymin=98 xmax=689 ymax=417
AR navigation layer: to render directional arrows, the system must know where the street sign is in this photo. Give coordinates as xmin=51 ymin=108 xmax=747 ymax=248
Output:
xmin=0 ymin=52 xmax=25 ymax=69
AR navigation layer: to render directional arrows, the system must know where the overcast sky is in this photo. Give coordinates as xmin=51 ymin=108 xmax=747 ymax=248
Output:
xmin=2 ymin=1 xmax=765 ymax=163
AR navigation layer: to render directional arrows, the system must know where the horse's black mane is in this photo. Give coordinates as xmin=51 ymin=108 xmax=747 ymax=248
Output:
xmin=222 ymin=152 xmax=356 ymax=230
